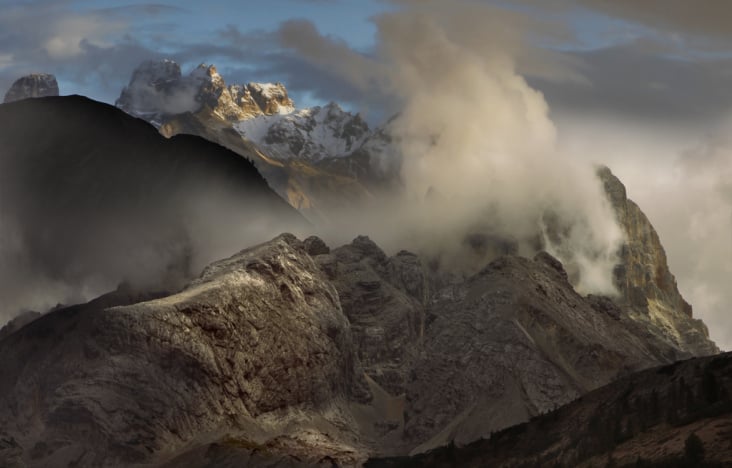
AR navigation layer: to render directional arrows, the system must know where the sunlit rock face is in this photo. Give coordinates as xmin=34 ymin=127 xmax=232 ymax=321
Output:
xmin=116 ymin=60 xmax=294 ymax=126
xmin=3 ymin=73 xmax=59 ymax=103
xmin=0 ymin=234 xmax=372 ymax=467
xmin=599 ymin=166 xmax=718 ymax=357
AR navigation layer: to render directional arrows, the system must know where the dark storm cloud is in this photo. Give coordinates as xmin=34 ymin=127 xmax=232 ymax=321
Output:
xmin=579 ymin=0 xmax=732 ymax=43
xmin=503 ymin=0 xmax=732 ymax=42
xmin=533 ymin=39 xmax=732 ymax=123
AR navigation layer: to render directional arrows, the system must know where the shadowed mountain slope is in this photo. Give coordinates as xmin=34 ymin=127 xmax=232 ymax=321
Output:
xmin=367 ymin=352 xmax=732 ymax=467
xmin=0 ymin=95 xmax=305 ymax=313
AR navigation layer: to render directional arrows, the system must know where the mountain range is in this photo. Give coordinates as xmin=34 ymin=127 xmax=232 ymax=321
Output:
xmin=0 ymin=65 xmax=725 ymax=467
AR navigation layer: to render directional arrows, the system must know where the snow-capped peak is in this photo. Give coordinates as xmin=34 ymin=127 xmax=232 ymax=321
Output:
xmin=116 ymin=59 xmax=296 ymax=125
xmin=233 ymin=102 xmax=370 ymax=161
xmin=116 ymin=59 xmax=377 ymax=162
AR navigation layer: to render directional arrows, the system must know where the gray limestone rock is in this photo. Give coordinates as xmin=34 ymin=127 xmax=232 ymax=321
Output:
xmin=400 ymin=254 xmax=677 ymax=454
xmin=0 ymin=234 xmax=370 ymax=467
xmin=3 ymin=74 xmax=59 ymax=103
xmin=598 ymin=166 xmax=718 ymax=356
xmin=320 ymin=236 xmax=425 ymax=397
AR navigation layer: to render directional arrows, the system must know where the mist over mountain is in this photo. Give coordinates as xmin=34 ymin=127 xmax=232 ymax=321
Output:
xmin=0 ymin=95 xmax=305 ymax=321
xmin=115 ymin=57 xmax=623 ymax=299
xmin=0 ymin=73 xmax=719 ymax=467
xmin=0 ymin=1 xmax=729 ymax=467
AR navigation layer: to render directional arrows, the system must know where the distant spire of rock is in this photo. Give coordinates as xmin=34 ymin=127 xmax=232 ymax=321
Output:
xmin=3 ymin=73 xmax=59 ymax=103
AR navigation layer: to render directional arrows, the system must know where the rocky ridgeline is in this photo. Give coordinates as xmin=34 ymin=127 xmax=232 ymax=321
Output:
xmin=115 ymin=59 xmax=294 ymax=125
xmin=118 ymin=59 xmax=378 ymax=162
xmin=3 ymin=73 xmax=59 ymax=103
xmin=0 ymin=226 xmax=717 ymax=466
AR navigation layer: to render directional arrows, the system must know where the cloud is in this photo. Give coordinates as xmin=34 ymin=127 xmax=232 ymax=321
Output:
xmin=271 ymin=1 xmax=625 ymax=295
xmin=0 ymin=2 xmax=180 ymax=102
xmin=579 ymin=0 xmax=732 ymax=44
xmin=533 ymin=39 xmax=732 ymax=124
xmin=553 ymin=114 xmax=732 ymax=351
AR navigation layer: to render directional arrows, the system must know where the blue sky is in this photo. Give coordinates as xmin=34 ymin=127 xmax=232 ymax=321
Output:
xmin=1 ymin=0 xmax=398 ymax=107
xmin=3 ymin=0 xmax=729 ymax=119
xmin=0 ymin=0 xmax=660 ymax=109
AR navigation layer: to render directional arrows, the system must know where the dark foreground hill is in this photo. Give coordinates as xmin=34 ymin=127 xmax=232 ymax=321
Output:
xmin=367 ymin=352 xmax=732 ymax=467
xmin=0 ymin=96 xmax=305 ymax=313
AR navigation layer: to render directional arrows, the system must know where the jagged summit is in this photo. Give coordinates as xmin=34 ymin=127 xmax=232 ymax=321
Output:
xmin=115 ymin=59 xmax=294 ymax=126
xmin=117 ymin=59 xmax=374 ymax=161
xmin=233 ymin=100 xmax=371 ymax=160
xmin=3 ymin=73 xmax=59 ymax=103
xmin=598 ymin=166 xmax=717 ymax=356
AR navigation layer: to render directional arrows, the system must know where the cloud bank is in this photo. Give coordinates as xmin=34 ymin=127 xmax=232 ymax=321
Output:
xmin=277 ymin=2 xmax=625 ymax=295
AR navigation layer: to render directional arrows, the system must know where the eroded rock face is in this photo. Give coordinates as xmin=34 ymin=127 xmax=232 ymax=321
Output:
xmin=400 ymin=252 xmax=687 ymax=454
xmin=0 ymin=234 xmax=370 ymax=467
xmin=598 ymin=167 xmax=717 ymax=356
xmin=316 ymin=236 xmax=427 ymax=397
xmin=0 ymin=233 xmax=719 ymax=466
xmin=3 ymin=74 xmax=59 ymax=103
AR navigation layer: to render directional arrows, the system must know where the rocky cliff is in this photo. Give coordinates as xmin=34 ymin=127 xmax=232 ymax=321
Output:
xmin=3 ymin=73 xmax=59 ymax=103
xmin=0 ymin=230 xmax=718 ymax=466
xmin=0 ymin=235 xmax=371 ymax=467
xmin=599 ymin=167 xmax=717 ymax=357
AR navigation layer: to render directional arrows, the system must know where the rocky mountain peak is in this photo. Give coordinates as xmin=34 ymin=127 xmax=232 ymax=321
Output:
xmin=598 ymin=166 xmax=717 ymax=356
xmin=246 ymin=82 xmax=294 ymax=115
xmin=3 ymin=73 xmax=59 ymax=103
xmin=130 ymin=59 xmax=182 ymax=86
xmin=116 ymin=59 xmax=295 ymax=126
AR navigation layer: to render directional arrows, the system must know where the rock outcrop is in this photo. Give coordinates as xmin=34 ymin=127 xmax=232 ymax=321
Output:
xmin=0 ymin=234 xmax=370 ymax=467
xmin=3 ymin=73 xmax=59 ymax=103
xmin=399 ymin=251 xmax=698 ymax=455
xmin=315 ymin=237 xmax=427 ymax=397
xmin=599 ymin=167 xmax=717 ymax=356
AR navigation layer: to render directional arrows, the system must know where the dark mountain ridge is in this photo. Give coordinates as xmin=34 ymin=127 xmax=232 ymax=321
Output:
xmin=0 ymin=95 xmax=305 ymax=315
xmin=367 ymin=351 xmax=732 ymax=467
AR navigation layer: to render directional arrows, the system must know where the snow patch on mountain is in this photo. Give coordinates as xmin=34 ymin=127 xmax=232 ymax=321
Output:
xmin=117 ymin=59 xmax=378 ymax=161
xmin=234 ymin=102 xmax=370 ymax=161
